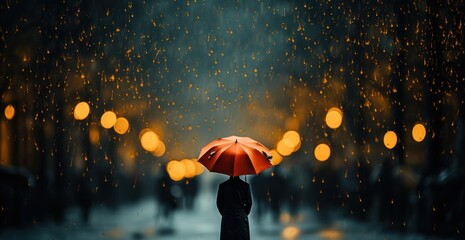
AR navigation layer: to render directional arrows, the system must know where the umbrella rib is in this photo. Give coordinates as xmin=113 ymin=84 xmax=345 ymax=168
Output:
xmin=199 ymin=144 xmax=232 ymax=169
xmin=198 ymin=140 xmax=232 ymax=158
xmin=200 ymin=143 xmax=233 ymax=170
xmin=237 ymin=142 xmax=271 ymax=174
xmin=237 ymin=144 xmax=261 ymax=174
xmin=209 ymin=143 xmax=236 ymax=175
xmin=234 ymin=143 xmax=254 ymax=176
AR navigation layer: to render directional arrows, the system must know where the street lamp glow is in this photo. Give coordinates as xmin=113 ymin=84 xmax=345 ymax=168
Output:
xmin=139 ymin=128 xmax=152 ymax=139
xmin=282 ymin=226 xmax=301 ymax=239
xmin=74 ymin=102 xmax=90 ymax=120
xmin=100 ymin=111 xmax=117 ymax=129
xmin=383 ymin=131 xmax=397 ymax=149
xmin=194 ymin=160 xmax=205 ymax=175
xmin=152 ymin=141 xmax=166 ymax=157
xmin=283 ymin=130 xmax=301 ymax=151
xmin=140 ymin=130 xmax=159 ymax=151
xmin=314 ymin=143 xmax=331 ymax=161
xmin=277 ymin=139 xmax=294 ymax=156
xmin=181 ymin=159 xmax=197 ymax=178
xmin=325 ymin=107 xmax=343 ymax=129
xmin=270 ymin=149 xmax=283 ymax=166
xmin=89 ymin=126 xmax=100 ymax=144
xmin=4 ymin=105 xmax=15 ymax=120
xmin=113 ymin=117 xmax=129 ymax=134
xmin=167 ymin=160 xmax=186 ymax=181
xmin=412 ymin=123 xmax=426 ymax=142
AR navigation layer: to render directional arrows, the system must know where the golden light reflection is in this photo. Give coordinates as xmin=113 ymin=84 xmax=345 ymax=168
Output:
xmin=140 ymin=130 xmax=159 ymax=151
xmin=4 ymin=105 xmax=15 ymax=120
xmin=73 ymin=102 xmax=90 ymax=120
xmin=152 ymin=140 xmax=166 ymax=157
xmin=100 ymin=111 xmax=117 ymax=129
xmin=283 ymin=130 xmax=301 ymax=151
xmin=194 ymin=160 xmax=205 ymax=175
xmin=139 ymin=128 xmax=152 ymax=139
xmin=412 ymin=123 xmax=426 ymax=142
xmin=314 ymin=143 xmax=331 ymax=161
xmin=113 ymin=117 xmax=129 ymax=134
xmin=166 ymin=159 xmax=203 ymax=181
xmin=167 ymin=160 xmax=186 ymax=181
xmin=383 ymin=131 xmax=397 ymax=149
xmin=277 ymin=139 xmax=294 ymax=156
xmin=318 ymin=229 xmax=343 ymax=239
xmin=270 ymin=149 xmax=283 ymax=166
xmin=325 ymin=107 xmax=343 ymax=129
xmin=281 ymin=226 xmax=300 ymax=240
xmin=89 ymin=126 xmax=100 ymax=144
xmin=280 ymin=212 xmax=292 ymax=224
xmin=181 ymin=159 xmax=196 ymax=178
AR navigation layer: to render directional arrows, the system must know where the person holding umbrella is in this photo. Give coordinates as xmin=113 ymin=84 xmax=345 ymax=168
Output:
xmin=216 ymin=175 xmax=252 ymax=240
xmin=198 ymin=136 xmax=273 ymax=240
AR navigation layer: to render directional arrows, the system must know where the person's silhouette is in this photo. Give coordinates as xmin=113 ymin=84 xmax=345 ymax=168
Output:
xmin=216 ymin=176 xmax=252 ymax=240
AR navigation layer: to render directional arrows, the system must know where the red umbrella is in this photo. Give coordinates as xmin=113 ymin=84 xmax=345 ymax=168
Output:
xmin=198 ymin=136 xmax=273 ymax=176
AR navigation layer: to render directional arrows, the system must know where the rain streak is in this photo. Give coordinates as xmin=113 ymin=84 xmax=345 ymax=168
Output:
xmin=1 ymin=0 xmax=464 ymax=239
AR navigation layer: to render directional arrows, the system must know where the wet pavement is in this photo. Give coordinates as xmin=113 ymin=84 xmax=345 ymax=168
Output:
xmin=0 ymin=190 xmax=450 ymax=240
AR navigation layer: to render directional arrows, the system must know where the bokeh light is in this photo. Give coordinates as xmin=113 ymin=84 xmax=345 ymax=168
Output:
xmin=140 ymin=130 xmax=159 ymax=151
xmin=277 ymin=138 xmax=294 ymax=157
xmin=318 ymin=229 xmax=343 ymax=239
xmin=167 ymin=160 xmax=186 ymax=181
xmin=138 ymin=128 xmax=152 ymax=139
xmin=412 ymin=123 xmax=426 ymax=142
xmin=325 ymin=107 xmax=343 ymax=129
xmin=181 ymin=159 xmax=197 ymax=178
xmin=194 ymin=160 xmax=205 ymax=175
xmin=281 ymin=226 xmax=301 ymax=240
xmin=282 ymin=130 xmax=301 ymax=151
xmin=383 ymin=131 xmax=397 ymax=149
xmin=314 ymin=143 xmax=331 ymax=161
xmin=73 ymin=102 xmax=90 ymax=120
xmin=100 ymin=111 xmax=117 ymax=129
xmin=89 ymin=126 xmax=100 ymax=144
xmin=4 ymin=104 xmax=15 ymax=120
xmin=113 ymin=117 xmax=129 ymax=134
xmin=270 ymin=149 xmax=283 ymax=166
xmin=152 ymin=141 xmax=166 ymax=157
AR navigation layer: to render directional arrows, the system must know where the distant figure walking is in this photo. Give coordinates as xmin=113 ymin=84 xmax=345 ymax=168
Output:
xmin=216 ymin=176 xmax=252 ymax=240
xmin=77 ymin=172 xmax=93 ymax=223
xmin=155 ymin=170 xmax=178 ymax=231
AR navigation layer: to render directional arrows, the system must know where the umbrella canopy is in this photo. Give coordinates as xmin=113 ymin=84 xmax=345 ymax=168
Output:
xmin=198 ymin=136 xmax=273 ymax=176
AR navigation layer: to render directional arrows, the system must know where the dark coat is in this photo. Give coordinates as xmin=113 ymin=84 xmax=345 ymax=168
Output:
xmin=216 ymin=177 xmax=252 ymax=240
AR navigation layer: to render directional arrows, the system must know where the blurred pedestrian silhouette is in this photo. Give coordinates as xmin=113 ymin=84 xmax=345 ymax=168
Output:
xmin=0 ymin=166 xmax=32 ymax=228
xmin=287 ymin=166 xmax=305 ymax=220
xmin=182 ymin=177 xmax=199 ymax=210
xmin=216 ymin=176 xmax=252 ymax=240
xmin=251 ymin=174 xmax=267 ymax=224
xmin=155 ymin=170 xmax=179 ymax=234
xmin=371 ymin=159 xmax=409 ymax=231
xmin=77 ymin=171 xmax=93 ymax=223
xmin=268 ymin=169 xmax=286 ymax=222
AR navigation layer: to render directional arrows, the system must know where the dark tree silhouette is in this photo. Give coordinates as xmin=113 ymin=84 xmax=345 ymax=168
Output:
xmin=342 ymin=0 xmax=371 ymax=220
